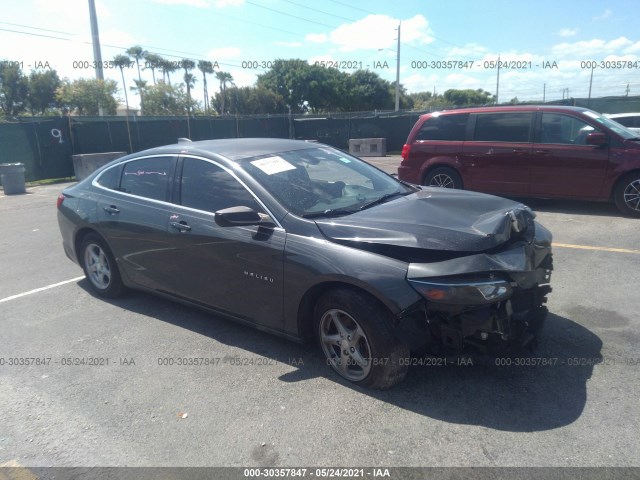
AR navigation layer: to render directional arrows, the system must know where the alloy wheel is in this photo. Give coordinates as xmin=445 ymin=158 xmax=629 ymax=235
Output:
xmin=84 ymin=243 xmax=112 ymax=290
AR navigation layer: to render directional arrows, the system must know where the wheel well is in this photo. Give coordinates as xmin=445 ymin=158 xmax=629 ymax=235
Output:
xmin=296 ymin=281 xmax=393 ymax=343
xmin=73 ymin=228 xmax=103 ymax=263
xmin=611 ymin=169 xmax=640 ymax=199
xmin=422 ymin=164 xmax=463 ymax=187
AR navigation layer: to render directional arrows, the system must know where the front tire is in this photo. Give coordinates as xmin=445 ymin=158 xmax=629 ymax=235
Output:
xmin=423 ymin=167 xmax=463 ymax=189
xmin=614 ymin=173 xmax=640 ymax=217
xmin=314 ymin=289 xmax=409 ymax=389
xmin=80 ymin=234 xmax=125 ymax=298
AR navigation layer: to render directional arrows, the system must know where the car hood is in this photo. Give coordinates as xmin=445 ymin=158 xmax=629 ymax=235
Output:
xmin=314 ymin=188 xmax=535 ymax=253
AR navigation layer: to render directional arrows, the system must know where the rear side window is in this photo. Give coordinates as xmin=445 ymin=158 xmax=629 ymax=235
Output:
xmin=180 ymin=157 xmax=263 ymax=213
xmin=473 ymin=112 xmax=533 ymax=142
xmin=120 ymin=157 xmax=175 ymax=201
xmin=96 ymin=164 xmax=123 ymax=190
xmin=415 ymin=113 xmax=469 ymax=141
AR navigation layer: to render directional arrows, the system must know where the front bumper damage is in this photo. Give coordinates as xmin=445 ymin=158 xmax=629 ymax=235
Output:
xmin=395 ymin=230 xmax=553 ymax=354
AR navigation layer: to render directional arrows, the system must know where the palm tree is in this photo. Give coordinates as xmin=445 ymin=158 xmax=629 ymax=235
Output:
xmin=161 ymin=59 xmax=178 ymax=85
xmin=215 ymin=71 xmax=234 ymax=115
xmin=143 ymin=52 xmax=162 ymax=85
xmin=181 ymin=59 xmax=196 ymax=116
xmin=126 ymin=45 xmax=147 ymax=112
xmin=197 ymin=60 xmax=214 ymax=114
xmin=113 ymin=53 xmax=133 ymax=151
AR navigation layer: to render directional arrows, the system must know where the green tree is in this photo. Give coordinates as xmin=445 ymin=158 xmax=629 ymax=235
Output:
xmin=344 ymin=70 xmax=394 ymax=111
xmin=212 ymin=85 xmax=286 ymax=115
xmin=197 ymin=60 xmax=214 ymax=114
xmin=160 ymin=58 xmax=178 ymax=85
xmin=180 ymin=59 xmax=196 ymax=116
xmin=26 ymin=69 xmax=61 ymax=115
xmin=143 ymin=52 xmax=163 ymax=85
xmin=113 ymin=54 xmax=133 ymax=115
xmin=215 ymin=71 xmax=234 ymax=115
xmin=443 ymin=88 xmax=495 ymax=106
xmin=0 ymin=63 xmax=28 ymax=115
xmin=56 ymin=78 xmax=118 ymax=115
xmin=126 ymin=45 xmax=147 ymax=112
xmin=142 ymin=82 xmax=194 ymax=115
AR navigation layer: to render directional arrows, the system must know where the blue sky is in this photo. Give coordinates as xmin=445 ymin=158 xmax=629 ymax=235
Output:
xmin=2 ymin=0 xmax=640 ymax=108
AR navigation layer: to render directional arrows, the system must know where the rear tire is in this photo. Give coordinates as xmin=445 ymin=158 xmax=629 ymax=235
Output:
xmin=80 ymin=234 xmax=126 ymax=298
xmin=614 ymin=173 xmax=640 ymax=217
xmin=423 ymin=167 xmax=463 ymax=189
xmin=314 ymin=289 xmax=409 ymax=389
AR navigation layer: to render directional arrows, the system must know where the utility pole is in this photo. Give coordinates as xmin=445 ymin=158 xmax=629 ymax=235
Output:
xmin=543 ymin=83 xmax=546 ymax=103
xmin=588 ymin=65 xmax=594 ymax=106
xmin=395 ymin=21 xmax=401 ymax=111
xmin=495 ymin=54 xmax=500 ymax=104
xmin=88 ymin=0 xmax=104 ymax=115
xmin=626 ymin=83 xmax=630 ymax=96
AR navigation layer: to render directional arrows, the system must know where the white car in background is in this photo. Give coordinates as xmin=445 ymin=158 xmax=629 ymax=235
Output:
xmin=605 ymin=113 xmax=640 ymax=134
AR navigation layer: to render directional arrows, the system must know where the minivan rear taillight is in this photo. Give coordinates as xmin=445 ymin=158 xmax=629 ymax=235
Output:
xmin=401 ymin=143 xmax=411 ymax=160
xmin=56 ymin=193 xmax=65 ymax=209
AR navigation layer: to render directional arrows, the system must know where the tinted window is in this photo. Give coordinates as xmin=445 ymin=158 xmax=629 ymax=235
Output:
xmin=96 ymin=164 xmax=123 ymax=190
xmin=180 ymin=158 xmax=262 ymax=213
xmin=474 ymin=112 xmax=532 ymax=142
xmin=120 ymin=157 xmax=174 ymax=201
xmin=540 ymin=113 xmax=599 ymax=145
xmin=415 ymin=113 xmax=469 ymax=141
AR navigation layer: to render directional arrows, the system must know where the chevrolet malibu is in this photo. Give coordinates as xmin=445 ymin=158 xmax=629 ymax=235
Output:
xmin=57 ymin=138 xmax=553 ymax=389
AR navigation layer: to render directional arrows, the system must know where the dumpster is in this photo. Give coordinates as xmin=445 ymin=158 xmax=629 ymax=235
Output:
xmin=0 ymin=163 xmax=26 ymax=195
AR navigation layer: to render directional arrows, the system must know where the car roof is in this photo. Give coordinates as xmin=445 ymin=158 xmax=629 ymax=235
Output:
xmin=420 ymin=105 xmax=597 ymax=118
xmin=606 ymin=112 xmax=640 ymax=118
xmin=134 ymin=138 xmax=318 ymax=161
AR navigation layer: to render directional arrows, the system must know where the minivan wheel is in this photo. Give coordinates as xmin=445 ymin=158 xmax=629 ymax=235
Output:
xmin=314 ymin=289 xmax=409 ymax=389
xmin=614 ymin=173 xmax=640 ymax=217
xmin=424 ymin=167 xmax=462 ymax=189
xmin=80 ymin=234 xmax=125 ymax=298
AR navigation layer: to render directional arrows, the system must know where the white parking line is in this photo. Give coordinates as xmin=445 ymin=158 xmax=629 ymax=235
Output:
xmin=0 ymin=276 xmax=84 ymax=304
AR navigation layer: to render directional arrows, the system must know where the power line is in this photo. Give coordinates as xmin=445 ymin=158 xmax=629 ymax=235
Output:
xmin=245 ymin=0 xmax=339 ymax=29
xmin=280 ymin=0 xmax=357 ymax=22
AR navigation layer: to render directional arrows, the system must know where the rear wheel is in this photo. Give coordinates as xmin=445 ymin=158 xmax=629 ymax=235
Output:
xmin=314 ymin=289 xmax=409 ymax=389
xmin=614 ymin=173 xmax=640 ymax=217
xmin=423 ymin=167 xmax=462 ymax=189
xmin=80 ymin=234 xmax=125 ymax=298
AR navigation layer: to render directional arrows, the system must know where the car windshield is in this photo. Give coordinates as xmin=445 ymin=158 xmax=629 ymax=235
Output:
xmin=583 ymin=110 xmax=638 ymax=139
xmin=239 ymin=146 xmax=415 ymax=217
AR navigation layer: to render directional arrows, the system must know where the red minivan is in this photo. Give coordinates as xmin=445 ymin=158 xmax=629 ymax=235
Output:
xmin=398 ymin=105 xmax=640 ymax=216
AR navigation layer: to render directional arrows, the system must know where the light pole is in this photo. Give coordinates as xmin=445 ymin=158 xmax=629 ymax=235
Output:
xmin=88 ymin=0 xmax=104 ymax=115
xmin=395 ymin=21 xmax=401 ymax=111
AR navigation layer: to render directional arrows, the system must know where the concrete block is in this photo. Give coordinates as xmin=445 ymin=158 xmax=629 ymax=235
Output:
xmin=72 ymin=152 xmax=127 ymax=181
xmin=348 ymin=138 xmax=387 ymax=157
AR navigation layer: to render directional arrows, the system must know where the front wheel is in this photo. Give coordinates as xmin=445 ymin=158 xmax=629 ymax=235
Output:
xmin=423 ymin=167 xmax=463 ymax=189
xmin=614 ymin=173 xmax=640 ymax=217
xmin=314 ymin=289 xmax=409 ymax=389
xmin=80 ymin=233 xmax=126 ymax=298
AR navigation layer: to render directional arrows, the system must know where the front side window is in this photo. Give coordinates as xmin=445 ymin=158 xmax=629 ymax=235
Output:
xmin=540 ymin=113 xmax=599 ymax=145
xmin=474 ymin=112 xmax=533 ymax=142
xmin=180 ymin=157 xmax=263 ymax=213
xmin=416 ymin=113 xmax=469 ymax=141
xmin=120 ymin=157 xmax=175 ymax=201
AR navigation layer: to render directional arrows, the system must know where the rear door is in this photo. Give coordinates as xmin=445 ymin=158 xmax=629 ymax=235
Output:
xmin=530 ymin=112 xmax=609 ymax=197
xmin=94 ymin=155 xmax=178 ymax=291
xmin=460 ymin=111 xmax=534 ymax=195
xmin=167 ymin=156 xmax=286 ymax=330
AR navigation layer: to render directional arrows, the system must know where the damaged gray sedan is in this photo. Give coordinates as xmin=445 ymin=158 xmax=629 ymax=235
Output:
xmin=57 ymin=139 xmax=552 ymax=389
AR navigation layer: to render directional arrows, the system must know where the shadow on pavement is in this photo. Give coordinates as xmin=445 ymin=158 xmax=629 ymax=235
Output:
xmin=79 ymin=280 xmax=602 ymax=433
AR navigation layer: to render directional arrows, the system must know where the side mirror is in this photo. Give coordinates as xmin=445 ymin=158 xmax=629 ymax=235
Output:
xmin=586 ymin=132 xmax=607 ymax=146
xmin=214 ymin=206 xmax=273 ymax=227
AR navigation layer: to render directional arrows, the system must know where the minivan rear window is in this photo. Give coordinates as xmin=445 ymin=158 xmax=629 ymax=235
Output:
xmin=415 ymin=113 xmax=469 ymax=141
xmin=473 ymin=112 xmax=533 ymax=142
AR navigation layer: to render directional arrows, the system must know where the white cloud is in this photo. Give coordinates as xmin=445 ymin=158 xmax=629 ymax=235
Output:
xmin=593 ymin=9 xmax=612 ymax=21
xmin=308 ymin=55 xmax=335 ymax=66
xmin=306 ymin=33 xmax=328 ymax=44
xmin=558 ymin=28 xmax=578 ymax=37
xmin=551 ymin=37 xmax=633 ymax=57
xmin=329 ymin=14 xmax=432 ymax=52
xmin=214 ymin=0 xmax=244 ymax=6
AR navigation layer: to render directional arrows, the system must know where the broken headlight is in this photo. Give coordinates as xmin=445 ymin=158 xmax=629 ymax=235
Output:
xmin=408 ymin=277 xmax=513 ymax=305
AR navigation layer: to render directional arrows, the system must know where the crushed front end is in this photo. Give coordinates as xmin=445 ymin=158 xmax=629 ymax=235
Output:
xmin=396 ymin=213 xmax=554 ymax=355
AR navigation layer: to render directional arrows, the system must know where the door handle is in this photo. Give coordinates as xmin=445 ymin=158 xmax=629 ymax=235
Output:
xmin=535 ymin=150 xmax=550 ymax=155
xmin=103 ymin=205 xmax=120 ymax=215
xmin=170 ymin=221 xmax=192 ymax=232
xmin=512 ymin=148 xmax=527 ymax=153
